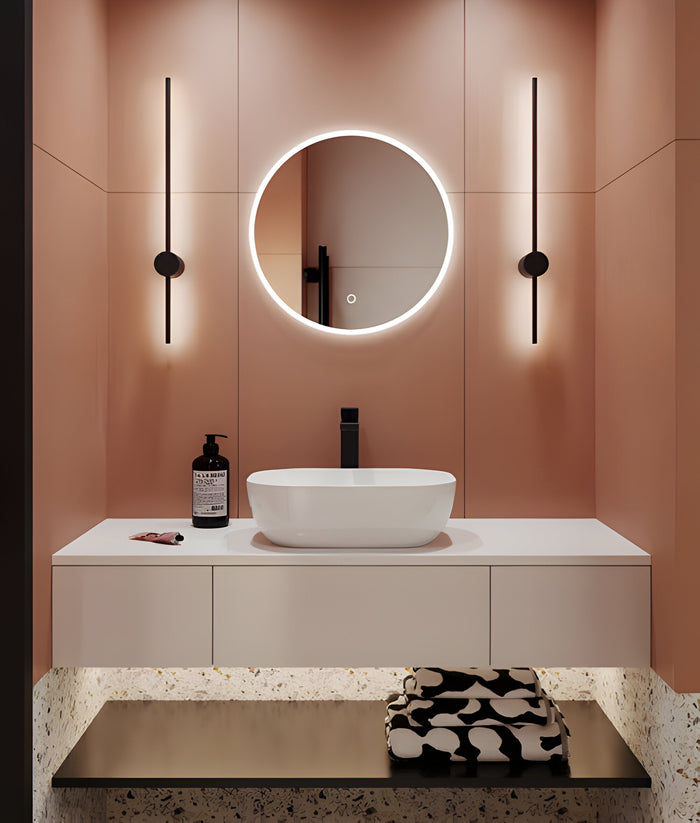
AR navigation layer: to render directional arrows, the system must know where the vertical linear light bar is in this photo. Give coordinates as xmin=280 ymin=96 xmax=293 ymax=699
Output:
xmin=153 ymin=76 xmax=184 ymax=344
xmin=518 ymin=76 xmax=549 ymax=344
xmin=164 ymin=77 xmax=172 ymax=343
xmin=531 ymin=77 xmax=538 ymax=343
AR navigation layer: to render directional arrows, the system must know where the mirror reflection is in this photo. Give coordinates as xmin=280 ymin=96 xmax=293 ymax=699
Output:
xmin=252 ymin=134 xmax=451 ymax=332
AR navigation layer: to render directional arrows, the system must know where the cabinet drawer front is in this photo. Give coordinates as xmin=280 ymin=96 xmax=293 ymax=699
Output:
xmin=53 ymin=566 xmax=213 ymax=667
xmin=214 ymin=566 xmax=490 ymax=667
xmin=490 ymin=566 xmax=650 ymax=667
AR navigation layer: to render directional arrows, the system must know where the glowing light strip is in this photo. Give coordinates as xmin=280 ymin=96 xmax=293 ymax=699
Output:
xmin=249 ymin=130 xmax=455 ymax=336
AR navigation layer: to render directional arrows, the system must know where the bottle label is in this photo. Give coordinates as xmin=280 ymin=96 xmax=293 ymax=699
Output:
xmin=192 ymin=470 xmax=228 ymax=517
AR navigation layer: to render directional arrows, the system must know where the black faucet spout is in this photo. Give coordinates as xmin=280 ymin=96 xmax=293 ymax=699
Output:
xmin=340 ymin=407 xmax=359 ymax=468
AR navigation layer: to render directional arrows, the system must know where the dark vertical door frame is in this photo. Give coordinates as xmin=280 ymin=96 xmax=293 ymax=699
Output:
xmin=0 ymin=0 xmax=33 ymax=819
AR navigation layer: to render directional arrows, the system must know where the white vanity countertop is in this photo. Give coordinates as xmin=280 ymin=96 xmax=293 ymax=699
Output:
xmin=52 ymin=518 xmax=651 ymax=566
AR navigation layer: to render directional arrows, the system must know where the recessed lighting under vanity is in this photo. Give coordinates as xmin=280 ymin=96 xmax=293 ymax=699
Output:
xmin=50 ymin=517 xmax=651 ymax=789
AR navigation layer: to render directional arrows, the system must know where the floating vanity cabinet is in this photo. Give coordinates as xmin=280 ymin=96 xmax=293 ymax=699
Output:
xmin=52 ymin=565 xmax=213 ymax=667
xmin=213 ymin=566 xmax=490 ymax=667
xmin=490 ymin=566 xmax=650 ymax=667
xmin=51 ymin=518 xmax=651 ymax=669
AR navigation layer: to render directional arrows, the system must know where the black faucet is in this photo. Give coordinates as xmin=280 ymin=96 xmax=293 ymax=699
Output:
xmin=340 ymin=407 xmax=359 ymax=468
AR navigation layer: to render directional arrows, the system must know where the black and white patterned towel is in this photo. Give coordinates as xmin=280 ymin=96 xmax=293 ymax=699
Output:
xmin=405 ymin=667 xmax=543 ymax=700
xmin=391 ymin=693 xmax=557 ymax=727
xmin=385 ymin=700 xmax=570 ymax=763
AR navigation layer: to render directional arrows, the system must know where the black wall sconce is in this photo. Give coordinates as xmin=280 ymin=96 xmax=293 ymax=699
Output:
xmin=518 ymin=77 xmax=549 ymax=344
xmin=153 ymin=77 xmax=184 ymax=344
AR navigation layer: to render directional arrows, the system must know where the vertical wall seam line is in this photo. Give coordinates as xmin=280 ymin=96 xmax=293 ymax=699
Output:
xmin=463 ymin=0 xmax=467 ymax=518
xmin=488 ymin=566 xmax=492 ymax=665
xmin=236 ymin=0 xmax=241 ymax=517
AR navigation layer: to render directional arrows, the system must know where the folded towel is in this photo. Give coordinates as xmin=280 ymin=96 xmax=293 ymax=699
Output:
xmin=385 ymin=701 xmax=570 ymax=763
xmin=405 ymin=668 xmax=542 ymax=700
xmin=391 ymin=694 xmax=557 ymax=727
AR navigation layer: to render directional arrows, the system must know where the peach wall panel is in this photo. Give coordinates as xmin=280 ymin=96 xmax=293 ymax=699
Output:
xmin=673 ymin=140 xmax=700 ymax=691
xmin=595 ymin=0 xmax=675 ymax=189
xmin=675 ymin=0 xmax=700 ymax=139
xmin=33 ymin=148 xmax=108 ymax=679
xmin=238 ymin=0 xmax=464 ymax=195
xmin=33 ymin=0 xmax=108 ymax=189
xmin=238 ymin=194 xmax=465 ymax=517
xmin=108 ymin=0 xmax=237 ymax=193
xmin=255 ymin=152 xmax=303 ymax=255
xmin=465 ymin=0 xmax=595 ymax=194
xmin=107 ymin=193 xmax=238 ymax=517
xmin=465 ymin=192 xmax=595 ymax=516
xmin=33 ymin=0 xmax=619 ymax=683
xmin=595 ymin=145 xmax=676 ymax=685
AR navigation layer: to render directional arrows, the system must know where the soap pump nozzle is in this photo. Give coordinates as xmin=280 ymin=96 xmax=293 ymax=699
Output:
xmin=203 ymin=433 xmax=227 ymax=455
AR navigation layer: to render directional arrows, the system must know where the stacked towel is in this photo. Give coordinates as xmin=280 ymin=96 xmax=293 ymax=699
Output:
xmin=385 ymin=667 xmax=570 ymax=764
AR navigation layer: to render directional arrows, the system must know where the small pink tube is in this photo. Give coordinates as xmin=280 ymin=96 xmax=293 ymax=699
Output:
xmin=129 ymin=531 xmax=184 ymax=545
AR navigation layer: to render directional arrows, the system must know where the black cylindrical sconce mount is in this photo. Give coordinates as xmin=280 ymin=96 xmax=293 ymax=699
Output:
xmin=518 ymin=77 xmax=549 ymax=345
xmin=153 ymin=77 xmax=184 ymax=344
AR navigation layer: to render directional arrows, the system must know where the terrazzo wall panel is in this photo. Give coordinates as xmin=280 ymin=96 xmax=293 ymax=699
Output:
xmin=35 ymin=666 xmax=700 ymax=821
xmin=33 ymin=667 xmax=107 ymax=822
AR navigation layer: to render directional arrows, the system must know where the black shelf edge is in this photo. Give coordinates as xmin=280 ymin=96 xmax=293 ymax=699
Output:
xmin=52 ymin=699 xmax=651 ymax=791
xmin=53 ymin=776 xmax=651 ymax=789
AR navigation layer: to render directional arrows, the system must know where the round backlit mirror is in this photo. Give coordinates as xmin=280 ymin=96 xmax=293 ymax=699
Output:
xmin=249 ymin=131 xmax=453 ymax=335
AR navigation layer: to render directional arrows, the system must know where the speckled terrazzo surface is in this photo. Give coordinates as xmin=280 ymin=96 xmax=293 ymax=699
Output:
xmin=34 ymin=667 xmax=699 ymax=821
xmin=104 ymin=786 xmax=642 ymax=821
xmin=33 ymin=667 xmax=107 ymax=822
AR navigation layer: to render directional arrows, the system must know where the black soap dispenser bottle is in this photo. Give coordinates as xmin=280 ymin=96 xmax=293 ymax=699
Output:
xmin=192 ymin=434 xmax=229 ymax=528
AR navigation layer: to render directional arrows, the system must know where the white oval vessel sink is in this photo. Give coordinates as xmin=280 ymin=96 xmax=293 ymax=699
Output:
xmin=246 ymin=467 xmax=456 ymax=548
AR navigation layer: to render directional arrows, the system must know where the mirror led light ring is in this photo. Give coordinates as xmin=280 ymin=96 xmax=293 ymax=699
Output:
xmin=249 ymin=130 xmax=454 ymax=336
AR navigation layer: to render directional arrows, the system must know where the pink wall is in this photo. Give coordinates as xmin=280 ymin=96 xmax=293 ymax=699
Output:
xmin=105 ymin=0 xmax=596 ymax=521
xmin=464 ymin=0 xmax=595 ymax=515
xmin=33 ymin=0 xmax=109 ymax=683
xmin=35 ymin=0 xmax=605 ymax=682
xmin=674 ymin=140 xmax=700 ymax=692
xmin=595 ymin=145 xmax=676 ymax=683
xmin=595 ymin=0 xmax=700 ymax=692
xmin=106 ymin=0 xmax=238 ymax=517
xmin=595 ymin=0 xmax=675 ymax=190
xmin=237 ymin=0 xmax=468 ymax=512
